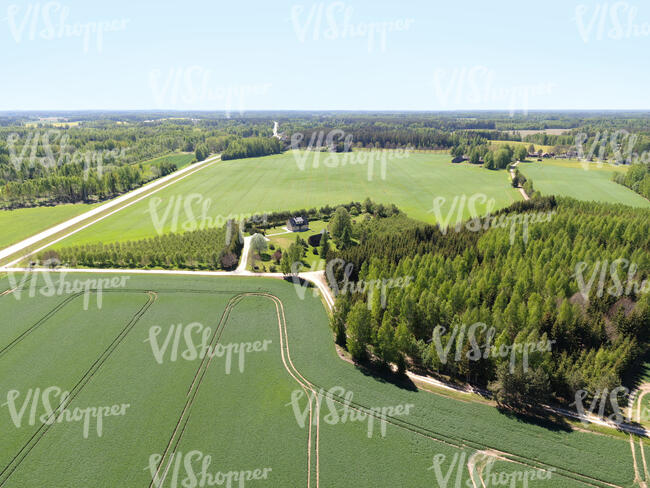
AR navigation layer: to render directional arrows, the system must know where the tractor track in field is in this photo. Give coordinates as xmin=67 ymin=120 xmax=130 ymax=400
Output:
xmin=150 ymin=292 xmax=320 ymax=488
xmin=629 ymin=436 xmax=648 ymax=488
xmin=145 ymin=290 xmax=616 ymax=488
xmin=149 ymin=293 xmax=241 ymax=487
xmin=0 ymin=292 xmax=84 ymax=358
xmin=0 ymin=273 xmax=630 ymax=487
xmin=302 ymin=377 xmax=619 ymax=488
xmin=0 ymin=291 xmax=157 ymax=487
xmin=627 ymin=384 xmax=650 ymax=487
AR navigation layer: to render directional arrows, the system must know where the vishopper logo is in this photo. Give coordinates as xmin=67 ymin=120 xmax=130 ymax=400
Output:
xmin=286 ymin=386 xmax=414 ymax=438
xmin=145 ymin=194 xmax=268 ymax=238
xmin=144 ymin=322 xmax=272 ymax=373
xmin=7 ymin=131 xmax=128 ymax=180
xmin=575 ymin=2 xmax=650 ymax=42
xmin=574 ymin=129 xmax=650 ymax=166
xmin=570 ymin=387 xmax=628 ymax=425
xmin=430 ymin=323 xmax=555 ymax=374
xmin=432 ymin=66 xmax=556 ymax=116
xmin=428 ymin=452 xmax=555 ymax=488
xmin=290 ymin=2 xmax=414 ymax=53
xmin=325 ymin=258 xmax=413 ymax=309
xmin=148 ymin=66 xmax=272 ymax=115
xmin=428 ymin=194 xmax=556 ymax=245
xmin=573 ymin=258 xmax=649 ymax=301
xmin=6 ymin=271 xmax=130 ymax=310
xmin=146 ymin=451 xmax=272 ymax=488
xmin=2 ymin=386 xmax=130 ymax=439
xmin=290 ymin=129 xmax=412 ymax=181
xmin=6 ymin=2 xmax=130 ymax=53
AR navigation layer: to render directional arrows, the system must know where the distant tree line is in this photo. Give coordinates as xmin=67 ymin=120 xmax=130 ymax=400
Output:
xmin=451 ymin=142 xmax=529 ymax=170
xmin=221 ymin=137 xmax=282 ymax=160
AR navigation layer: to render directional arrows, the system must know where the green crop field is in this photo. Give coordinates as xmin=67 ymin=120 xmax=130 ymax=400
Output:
xmin=518 ymin=159 xmax=650 ymax=207
xmin=49 ymin=150 xmax=522 ymax=248
xmin=0 ymin=271 xmax=641 ymax=487
xmin=0 ymin=203 xmax=99 ymax=250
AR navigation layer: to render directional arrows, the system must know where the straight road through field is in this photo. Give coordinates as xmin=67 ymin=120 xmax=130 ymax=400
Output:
xmin=0 ymin=154 xmax=220 ymax=266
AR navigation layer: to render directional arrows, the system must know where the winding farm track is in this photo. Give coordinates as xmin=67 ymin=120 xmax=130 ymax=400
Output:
xmin=0 ymin=144 xmax=644 ymax=486
xmin=149 ymin=292 xmax=321 ymax=488
xmin=0 ymin=272 xmax=634 ymax=487
xmin=627 ymin=384 xmax=650 ymax=487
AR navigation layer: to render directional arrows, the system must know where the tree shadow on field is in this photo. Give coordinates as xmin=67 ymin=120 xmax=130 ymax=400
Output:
xmin=283 ymin=276 xmax=317 ymax=288
xmin=496 ymin=406 xmax=573 ymax=433
xmin=352 ymin=359 xmax=419 ymax=393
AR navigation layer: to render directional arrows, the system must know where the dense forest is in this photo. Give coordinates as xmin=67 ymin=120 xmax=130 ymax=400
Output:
xmin=41 ymin=222 xmax=244 ymax=271
xmin=326 ymin=197 xmax=650 ymax=411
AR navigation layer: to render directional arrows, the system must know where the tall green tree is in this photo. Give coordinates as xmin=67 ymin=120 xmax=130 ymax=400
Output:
xmin=347 ymin=302 xmax=372 ymax=361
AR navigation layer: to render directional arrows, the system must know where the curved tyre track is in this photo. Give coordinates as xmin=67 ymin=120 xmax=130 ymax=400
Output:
xmin=150 ymin=292 xmax=320 ymax=488
xmin=0 ymin=273 xmax=632 ymax=488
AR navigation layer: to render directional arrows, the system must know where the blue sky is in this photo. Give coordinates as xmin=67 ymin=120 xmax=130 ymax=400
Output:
xmin=1 ymin=0 xmax=649 ymax=111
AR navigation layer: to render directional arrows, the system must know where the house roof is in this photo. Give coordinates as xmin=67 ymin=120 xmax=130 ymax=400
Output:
xmin=289 ymin=216 xmax=308 ymax=226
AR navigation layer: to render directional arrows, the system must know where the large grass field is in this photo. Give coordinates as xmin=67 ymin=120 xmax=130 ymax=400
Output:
xmin=518 ymin=159 xmax=650 ymax=207
xmin=0 ymin=271 xmax=643 ymax=487
xmin=50 ymin=150 xmax=521 ymax=247
xmin=0 ymin=203 xmax=100 ymax=250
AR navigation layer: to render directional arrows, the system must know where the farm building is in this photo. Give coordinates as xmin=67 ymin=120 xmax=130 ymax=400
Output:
xmin=287 ymin=216 xmax=309 ymax=232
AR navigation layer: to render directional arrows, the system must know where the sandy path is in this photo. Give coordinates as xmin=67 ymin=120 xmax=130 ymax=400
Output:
xmin=630 ymin=435 xmax=647 ymax=488
xmin=235 ymin=235 xmax=253 ymax=273
xmin=510 ymin=161 xmax=530 ymax=201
